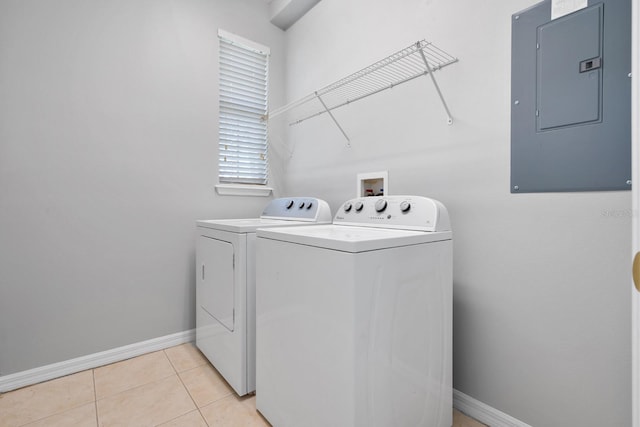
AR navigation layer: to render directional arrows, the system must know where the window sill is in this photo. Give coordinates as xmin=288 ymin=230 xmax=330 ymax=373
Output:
xmin=215 ymin=184 xmax=273 ymax=197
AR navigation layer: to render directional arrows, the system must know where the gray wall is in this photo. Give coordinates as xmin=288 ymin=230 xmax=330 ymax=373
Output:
xmin=0 ymin=1 xmax=632 ymax=425
xmin=278 ymin=1 xmax=631 ymax=426
xmin=0 ymin=0 xmax=285 ymax=375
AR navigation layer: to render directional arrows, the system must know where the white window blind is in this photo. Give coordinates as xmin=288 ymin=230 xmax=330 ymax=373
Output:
xmin=218 ymin=31 xmax=270 ymax=185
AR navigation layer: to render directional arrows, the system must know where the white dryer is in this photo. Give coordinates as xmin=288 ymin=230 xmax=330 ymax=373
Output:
xmin=196 ymin=197 xmax=331 ymax=396
xmin=256 ymin=196 xmax=452 ymax=427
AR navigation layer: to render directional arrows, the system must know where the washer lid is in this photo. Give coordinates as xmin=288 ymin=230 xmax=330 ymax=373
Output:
xmin=257 ymin=224 xmax=451 ymax=253
xmin=197 ymin=197 xmax=332 ymax=233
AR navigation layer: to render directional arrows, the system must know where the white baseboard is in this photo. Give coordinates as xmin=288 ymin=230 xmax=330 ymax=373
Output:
xmin=0 ymin=329 xmax=195 ymax=393
xmin=454 ymin=389 xmax=532 ymax=427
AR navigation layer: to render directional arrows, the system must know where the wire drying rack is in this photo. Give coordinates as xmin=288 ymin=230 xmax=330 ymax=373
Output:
xmin=267 ymin=40 xmax=458 ymax=142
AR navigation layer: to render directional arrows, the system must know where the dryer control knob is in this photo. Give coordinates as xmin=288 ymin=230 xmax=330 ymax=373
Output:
xmin=375 ymin=199 xmax=387 ymax=212
xmin=355 ymin=201 xmax=364 ymax=212
xmin=298 ymin=202 xmax=306 ymax=209
xmin=400 ymin=201 xmax=411 ymax=212
xmin=285 ymin=200 xmax=294 ymax=209
xmin=343 ymin=202 xmax=352 ymax=212
xmin=306 ymin=202 xmax=313 ymax=209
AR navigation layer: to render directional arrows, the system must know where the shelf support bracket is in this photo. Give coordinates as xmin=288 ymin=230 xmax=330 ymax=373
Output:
xmin=417 ymin=42 xmax=454 ymax=125
xmin=315 ymin=92 xmax=351 ymax=145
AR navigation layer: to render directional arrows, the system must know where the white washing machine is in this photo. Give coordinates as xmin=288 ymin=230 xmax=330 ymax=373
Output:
xmin=256 ymin=196 xmax=452 ymax=427
xmin=196 ymin=197 xmax=331 ymax=396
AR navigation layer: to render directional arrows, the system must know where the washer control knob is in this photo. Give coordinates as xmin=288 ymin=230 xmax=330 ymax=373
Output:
xmin=298 ymin=202 xmax=306 ymax=209
xmin=285 ymin=200 xmax=294 ymax=209
xmin=355 ymin=201 xmax=364 ymax=212
xmin=400 ymin=201 xmax=411 ymax=212
xmin=375 ymin=199 xmax=388 ymax=212
xmin=343 ymin=202 xmax=352 ymax=212
xmin=306 ymin=202 xmax=313 ymax=209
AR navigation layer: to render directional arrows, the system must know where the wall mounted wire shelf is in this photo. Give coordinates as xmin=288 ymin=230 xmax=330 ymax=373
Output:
xmin=267 ymin=40 xmax=458 ymax=142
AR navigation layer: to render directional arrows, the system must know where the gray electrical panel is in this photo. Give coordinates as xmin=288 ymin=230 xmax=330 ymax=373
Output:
xmin=510 ymin=0 xmax=631 ymax=193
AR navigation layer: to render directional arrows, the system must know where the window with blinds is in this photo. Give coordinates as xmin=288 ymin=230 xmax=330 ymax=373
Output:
xmin=218 ymin=31 xmax=270 ymax=185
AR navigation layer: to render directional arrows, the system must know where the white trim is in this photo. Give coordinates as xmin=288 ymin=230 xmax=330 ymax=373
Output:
xmin=215 ymin=184 xmax=273 ymax=197
xmin=632 ymin=0 xmax=640 ymax=424
xmin=218 ymin=29 xmax=270 ymax=55
xmin=453 ymin=389 xmax=533 ymax=427
xmin=0 ymin=329 xmax=195 ymax=393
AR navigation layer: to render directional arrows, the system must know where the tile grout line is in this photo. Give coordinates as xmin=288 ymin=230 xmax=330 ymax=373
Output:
xmin=95 ymin=373 xmax=196 ymax=426
xmin=163 ymin=349 xmax=179 ymax=374
xmin=10 ymin=347 xmax=214 ymax=427
xmin=164 ymin=348 xmax=211 ymax=427
xmin=13 ymin=371 xmax=98 ymax=427
xmin=94 ymin=351 xmax=178 ymax=402
xmin=152 ymin=408 xmax=207 ymax=427
xmin=93 ymin=369 xmax=99 ymax=427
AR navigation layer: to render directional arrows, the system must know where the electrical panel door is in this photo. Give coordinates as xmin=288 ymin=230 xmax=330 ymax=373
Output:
xmin=511 ymin=0 xmax=631 ymax=193
xmin=536 ymin=5 xmax=602 ymax=131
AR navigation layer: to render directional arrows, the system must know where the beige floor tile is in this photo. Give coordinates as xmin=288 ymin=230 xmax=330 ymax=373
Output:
xmin=164 ymin=343 xmax=208 ymax=373
xmin=96 ymin=375 xmax=195 ymax=427
xmin=22 ymin=403 xmax=97 ymax=427
xmin=0 ymin=349 xmax=487 ymax=427
xmin=0 ymin=370 xmax=94 ymax=426
xmin=200 ymin=395 xmax=270 ymax=427
xmin=453 ymin=409 xmax=488 ymax=427
xmin=179 ymin=364 xmax=234 ymax=408
xmin=238 ymin=394 xmax=258 ymax=411
xmin=94 ymin=351 xmax=175 ymax=399
xmin=156 ymin=409 xmax=208 ymax=427
xmin=231 ymin=397 xmax=478 ymax=427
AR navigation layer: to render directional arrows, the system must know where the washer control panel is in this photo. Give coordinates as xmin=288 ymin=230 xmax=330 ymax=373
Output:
xmin=261 ymin=197 xmax=332 ymax=222
xmin=333 ymin=196 xmax=450 ymax=232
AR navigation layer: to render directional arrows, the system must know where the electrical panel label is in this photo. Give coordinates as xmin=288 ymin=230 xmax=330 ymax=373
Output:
xmin=551 ymin=0 xmax=587 ymax=19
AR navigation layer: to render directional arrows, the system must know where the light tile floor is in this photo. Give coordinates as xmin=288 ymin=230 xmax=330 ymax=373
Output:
xmin=0 ymin=343 xmax=486 ymax=427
